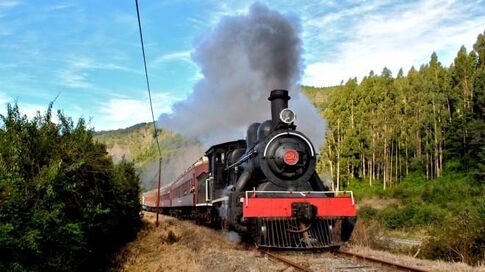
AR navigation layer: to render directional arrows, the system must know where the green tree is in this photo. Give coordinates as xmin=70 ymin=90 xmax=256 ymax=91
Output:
xmin=0 ymin=103 xmax=141 ymax=271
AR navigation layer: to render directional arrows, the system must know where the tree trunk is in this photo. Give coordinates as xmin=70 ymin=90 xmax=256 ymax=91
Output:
xmin=383 ymin=132 xmax=387 ymax=190
xmin=416 ymin=110 xmax=422 ymax=160
xmin=432 ymin=96 xmax=440 ymax=178
xmin=404 ymin=135 xmax=409 ymax=175
xmin=336 ymin=118 xmax=340 ymax=191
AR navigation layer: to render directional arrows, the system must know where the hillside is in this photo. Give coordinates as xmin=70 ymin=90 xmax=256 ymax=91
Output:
xmin=301 ymin=85 xmax=341 ymax=110
xmin=95 ymin=123 xmax=176 ymax=164
xmin=94 ymin=123 xmax=203 ymax=191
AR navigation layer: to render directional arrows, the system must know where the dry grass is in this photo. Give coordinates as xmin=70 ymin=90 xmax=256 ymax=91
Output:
xmin=358 ymin=197 xmax=401 ymax=210
xmin=349 ymin=219 xmax=385 ymax=248
xmin=109 ymin=212 xmax=286 ymax=272
xmin=347 ymin=245 xmax=485 ymax=272
xmin=349 ymin=220 xmax=484 ymax=271
xmin=110 ymin=212 xmax=484 ymax=272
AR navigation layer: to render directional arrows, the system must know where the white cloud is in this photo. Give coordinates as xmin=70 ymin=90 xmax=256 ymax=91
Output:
xmin=0 ymin=92 xmax=8 ymax=104
xmin=67 ymin=57 xmax=140 ymax=74
xmin=0 ymin=92 xmax=9 ymax=117
xmin=302 ymin=0 xmax=485 ymax=86
xmin=95 ymin=92 xmax=182 ymax=130
xmin=57 ymin=70 xmax=93 ymax=89
xmin=15 ymin=103 xmax=48 ymax=118
xmin=57 ymin=57 xmax=141 ymax=89
xmin=0 ymin=95 xmax=52 ymax=120
xmin=0 ymin=0 xmax=20 ymax=10
xmin=152 ymin=50 xmax=192 ymax=65
xmin=47 ymin=2 xmax=75 ymax=11
xmin=191 ymin=71 xmax=203 ymax=81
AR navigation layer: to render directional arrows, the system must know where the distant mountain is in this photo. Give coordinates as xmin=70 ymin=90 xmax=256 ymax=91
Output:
xmin=94 ymin=123 xmax=203 ymax=191
xmin=300 ymin=85 xmax=341 ymax=110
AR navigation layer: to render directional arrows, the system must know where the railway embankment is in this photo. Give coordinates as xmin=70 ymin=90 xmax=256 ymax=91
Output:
xmin=110 ymin=212 xmax=483 ymax=272
xmin=109 ymin=212 xmax=285 ymax=271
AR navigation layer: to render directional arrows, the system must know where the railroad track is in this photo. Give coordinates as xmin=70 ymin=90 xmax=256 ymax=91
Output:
xmin=256 ymin=247 xmax=430 ymax=272
xmin=335 ymin=250 xmax=429 ymax=272
xmin=257 ymin=248 xmax=314 ymax=272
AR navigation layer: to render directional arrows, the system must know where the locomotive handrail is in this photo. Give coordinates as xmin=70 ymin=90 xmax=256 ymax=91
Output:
xmin=205 ymin=177 xmax=214 ymax=201
xmin=263 ymin=132 xmax=315 ymax=158
xmin=224 ymin=149 xmax=257 ymax=170
xmin=243 ymin=190 xmax=355 ymax=207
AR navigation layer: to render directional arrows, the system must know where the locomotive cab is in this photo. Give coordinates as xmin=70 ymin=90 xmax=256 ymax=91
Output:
xmin=205 ymin=140 xmax=246 ymax=202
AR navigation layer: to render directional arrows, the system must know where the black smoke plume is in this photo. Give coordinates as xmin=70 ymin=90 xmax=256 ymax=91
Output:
xmin=159 ymin=2 xmax=326 ymax=148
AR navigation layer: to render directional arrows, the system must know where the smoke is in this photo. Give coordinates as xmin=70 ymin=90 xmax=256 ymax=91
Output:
xmin=140 ymin=144 xmax=204 ymax=190
xmin=224 ymin=231 xmax=242 ymax=244
xmin=158 ymin=2 xmax=326 ymax=148
xmin=160 ymin=145 xmax=205 ymax=186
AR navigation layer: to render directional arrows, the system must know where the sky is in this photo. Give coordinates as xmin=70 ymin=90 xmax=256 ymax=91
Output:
xmin=0 ymin=0 xmax=484 ymax=131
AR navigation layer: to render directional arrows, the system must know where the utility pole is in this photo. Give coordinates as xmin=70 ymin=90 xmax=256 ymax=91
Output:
xmin=156 ymin=157 xmax=162 ymax=227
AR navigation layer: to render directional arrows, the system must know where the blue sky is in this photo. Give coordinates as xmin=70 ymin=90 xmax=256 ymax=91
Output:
xmin=1 ymin=0 xmax=484 ymax=130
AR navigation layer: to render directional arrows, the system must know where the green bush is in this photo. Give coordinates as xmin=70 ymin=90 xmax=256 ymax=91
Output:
xmin=422 ymin=203 xmax=485 ymax=265
xmin=0 ymin=104 xmax=141 ymax=271
xmin=379 ymin=204 xmax=415 ymax=229
xmin=357 ymin=205 xmax=379 ymax=222
xmin=379 ymin=202 xmax=444 ymax=229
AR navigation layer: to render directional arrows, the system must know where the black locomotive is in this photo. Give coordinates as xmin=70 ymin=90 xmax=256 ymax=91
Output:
xmin=143 ymin=89 xmax=357 ymax=249
xmin=205 ymin=89 xmax=357 ymax=248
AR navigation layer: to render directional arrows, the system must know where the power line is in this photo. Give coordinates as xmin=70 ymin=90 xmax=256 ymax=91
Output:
xmin=135 ymin=0 xmax=161 ymax=157
xmin=135 ymin=0 xmax=163 ymax=227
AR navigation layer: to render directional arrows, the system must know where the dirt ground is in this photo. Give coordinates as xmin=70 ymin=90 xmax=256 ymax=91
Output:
xmin=110 ymin=212 xmax=484 ymax=272
xmin=109 ymin=212 xmax=288 ymax=272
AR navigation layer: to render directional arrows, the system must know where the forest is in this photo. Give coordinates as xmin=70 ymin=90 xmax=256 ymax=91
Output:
xmin=303 ymin=31 xmax=485 ymax=264
xmin=303 ymin=31 xmax=485 ymax=189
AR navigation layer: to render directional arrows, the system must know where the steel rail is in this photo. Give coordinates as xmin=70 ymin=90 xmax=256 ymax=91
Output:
xmin=257 ymin=248 xmax=315 ymax=272
xmin=336 ymin=250 xmax=429 ymax=272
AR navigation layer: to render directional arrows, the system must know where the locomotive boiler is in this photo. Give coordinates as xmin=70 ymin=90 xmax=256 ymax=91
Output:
xmin=142 ymin=89 xmax=357 ymax=249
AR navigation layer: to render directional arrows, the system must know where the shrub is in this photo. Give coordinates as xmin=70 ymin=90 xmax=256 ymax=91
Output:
xmin=422 ymin=204 xmax=485 ymax=265
xmin=357 ymin=205 xmax=378 ymax=222
xmin=0 ymin=104 xmax=141 ymax=271
xmin=379 ymin=202 xmax=444 ymax=229
xmin=349 ymin=219 xmax=383 ymax=248
xmin=379 ymin=204 xmax=415 ymax=229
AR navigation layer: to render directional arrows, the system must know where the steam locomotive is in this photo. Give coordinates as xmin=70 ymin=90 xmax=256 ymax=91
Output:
xmin=142 ymin=90 xmax=357 ymax=249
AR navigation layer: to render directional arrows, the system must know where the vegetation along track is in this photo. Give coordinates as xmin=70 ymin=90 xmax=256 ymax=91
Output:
xmin=256 ymin=247 xmax=430 ymax=272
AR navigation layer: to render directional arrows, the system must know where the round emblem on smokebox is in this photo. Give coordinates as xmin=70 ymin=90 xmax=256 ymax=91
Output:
xmin=283 ymin=149 xmax=299 ymax=165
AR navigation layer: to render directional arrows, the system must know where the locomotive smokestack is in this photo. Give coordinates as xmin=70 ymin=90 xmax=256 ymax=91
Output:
xmin=268 ymin=89 xmax=290 ymax=127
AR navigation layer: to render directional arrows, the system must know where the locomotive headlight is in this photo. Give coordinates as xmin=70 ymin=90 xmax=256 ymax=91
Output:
xmin=279 ymin=108 xmax=296 ymax=124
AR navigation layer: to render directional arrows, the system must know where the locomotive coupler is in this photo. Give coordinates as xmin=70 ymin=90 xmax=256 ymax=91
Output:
xmin=291 ymin=202 xmax=317 ymax=222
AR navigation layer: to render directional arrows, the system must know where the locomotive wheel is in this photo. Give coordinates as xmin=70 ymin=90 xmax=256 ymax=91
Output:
xmin=247 ymin=218 xmax=262 ymax=245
